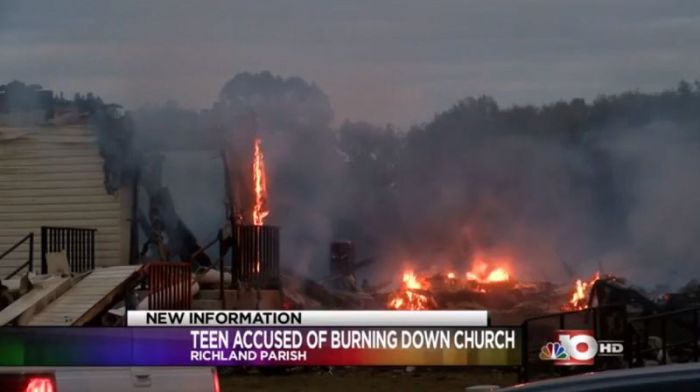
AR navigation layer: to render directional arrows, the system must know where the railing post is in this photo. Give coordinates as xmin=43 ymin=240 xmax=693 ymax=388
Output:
xmin=694 ymin=309 xmax=699 ymax=362
xmin=28 ymin=233 xmax=34 ymax=272
xmin=623 ymin=310 xmax=632 ymax=367
xmin=628 ymin=320 xmax=634 ymax=366
xmin=560 ymin=313 xmax=565 ymax=330
xmin=41 ymin=227 xmax=47 ymax=274
xmin=231 ymin=225 xmax=239 ymax=289
xmin=593 ymin=309 xmax=598 ymax=339
xmin=635 ymin=325 xmax=642 ymax=366
xmin=218 ymin=230 xmax=225 ymax=305
xmin=520 ymin=322 xmax=529 ymax=382
xmin=89 ymin=229 xmax=95 ymax=271
xmin=643 ymin=319 xmax=649 ymax=365
xmin=661 ymin=317 xmax=667 ymax=364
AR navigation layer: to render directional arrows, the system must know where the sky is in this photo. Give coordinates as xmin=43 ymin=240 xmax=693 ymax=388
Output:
xmin=2 ymin=0 xmax=700 ymax=127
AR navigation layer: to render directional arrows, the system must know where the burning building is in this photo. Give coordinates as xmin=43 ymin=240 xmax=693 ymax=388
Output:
xmin=0 ymin=82 xmax=135 ymax=279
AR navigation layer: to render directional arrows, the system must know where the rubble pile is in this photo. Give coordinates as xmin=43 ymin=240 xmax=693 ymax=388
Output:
xmin=275 ymin=261 xmax=700 ymax=329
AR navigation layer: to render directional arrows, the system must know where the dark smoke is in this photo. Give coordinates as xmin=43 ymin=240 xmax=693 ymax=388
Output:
xmin=213 ymin=72 xmax=341 ymax=276
xmin=133 ymin=74 xmax=700 ymax=286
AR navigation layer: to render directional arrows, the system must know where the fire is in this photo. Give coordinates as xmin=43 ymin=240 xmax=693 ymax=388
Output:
xmin=387 ymin=271 xmax=432 ymax=310
xmin=387 ymin=261 xmax=512 ymax=309
xmin=486 ymin=268 xmax=509 ymax=282
xmin=563 ymin=272 xmax=600 ymax=311
xmin=252 ymin=138 xmax=269 ymax=226
xmin=465 ymin=261 xmax=510 ymax=283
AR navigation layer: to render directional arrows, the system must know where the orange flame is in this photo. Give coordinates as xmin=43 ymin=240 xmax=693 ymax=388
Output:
xmin=252 ymin=138 xmax=269 ymax=226
xmin=387 ymin=271 xmax=432 ymax=310
xmin=465 ymin=261 xmax=510 ymax=283
xmin=564 ymin=272 xmax=600 ymax=311
xmin=387 ymin=259 xmax=513 ymax=309
xmin=486 ymin=267 xmax=510 ymax=282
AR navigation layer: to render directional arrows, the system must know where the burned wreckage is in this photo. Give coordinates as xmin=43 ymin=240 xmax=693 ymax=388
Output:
xmin=0 ymin=81 xmax=699 ymax=379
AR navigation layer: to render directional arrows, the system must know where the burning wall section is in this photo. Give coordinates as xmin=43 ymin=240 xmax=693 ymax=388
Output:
xmin=227 ymin=136 xmax=280 ymax=289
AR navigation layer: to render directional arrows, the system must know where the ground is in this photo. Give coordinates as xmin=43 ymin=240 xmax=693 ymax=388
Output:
xmin=220 ymin=368 xmax=519 ymax=392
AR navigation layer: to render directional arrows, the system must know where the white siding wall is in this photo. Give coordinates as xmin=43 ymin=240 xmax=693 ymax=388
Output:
xmin=0 ymin=126 xmax=131 ymax=277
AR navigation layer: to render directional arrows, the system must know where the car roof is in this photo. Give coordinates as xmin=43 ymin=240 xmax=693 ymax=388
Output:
xmin=499 ymin=363 xmax=700 ymax=392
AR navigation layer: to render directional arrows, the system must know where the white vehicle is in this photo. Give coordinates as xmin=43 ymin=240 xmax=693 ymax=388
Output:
xmin=0 ymin=367 xmax=219 ymax=392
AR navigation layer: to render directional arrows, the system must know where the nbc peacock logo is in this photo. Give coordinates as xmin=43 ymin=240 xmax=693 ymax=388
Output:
xmin=539 ymin=342 xmax=569 ymax=361
xmin=540 ymin=330 xmax=603 ymax=366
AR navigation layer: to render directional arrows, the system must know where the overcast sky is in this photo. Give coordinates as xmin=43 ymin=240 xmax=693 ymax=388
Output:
xmin=2 ymin=0 xmax=699 ymax=126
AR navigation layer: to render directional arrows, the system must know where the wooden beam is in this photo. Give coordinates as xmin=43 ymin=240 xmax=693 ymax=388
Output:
xmin=0 ymin=276 xmax=73 ymax=326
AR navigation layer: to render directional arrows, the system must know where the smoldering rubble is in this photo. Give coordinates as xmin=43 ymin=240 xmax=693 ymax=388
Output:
xmin=131 ymin=74 xmax=700 ymax=288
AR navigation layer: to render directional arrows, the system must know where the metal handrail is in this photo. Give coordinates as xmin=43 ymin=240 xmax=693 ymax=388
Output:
xmin=0 ymin=232 xmax=34 ymax=279
xmin=630 ymin=306 xmax=700 ymax=322
xmin=628 ymin=306 xmax=700 ymax=365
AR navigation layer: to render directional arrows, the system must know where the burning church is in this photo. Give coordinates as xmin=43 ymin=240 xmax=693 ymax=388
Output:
xmin=0 ymin=81 xmax=136 ymax=278
xmin=0 ymin=80 xmax=289 ymax=325
xmin=2 ymin=76 xmax=700 ymax=381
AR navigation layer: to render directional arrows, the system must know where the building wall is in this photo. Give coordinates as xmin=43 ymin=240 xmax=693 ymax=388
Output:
xmin=0 ymin=126 xmax=131 ymax=277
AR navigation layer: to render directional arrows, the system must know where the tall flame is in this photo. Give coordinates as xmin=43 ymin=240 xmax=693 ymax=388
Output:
xmin=252 ymin=138 xmax=269 ymax=226
xmin=564 ymin=272 xmax=600 ymax=311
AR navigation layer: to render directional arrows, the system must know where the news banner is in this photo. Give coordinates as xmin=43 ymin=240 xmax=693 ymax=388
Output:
xmin=0 ymin=310 xmax=524 ymax=367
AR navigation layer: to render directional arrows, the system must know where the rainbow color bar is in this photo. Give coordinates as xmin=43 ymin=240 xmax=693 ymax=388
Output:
xmin=0 ymin=327 xmax=521 ymax=366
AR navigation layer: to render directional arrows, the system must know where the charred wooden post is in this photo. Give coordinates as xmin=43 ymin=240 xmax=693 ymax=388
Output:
xmin=330 ymin=241 xmax=355 ymax=276
xmin=232 ymin=225 xmax=280 ymax=289
xmin=329 ymin=241 xmax=359 ymax=290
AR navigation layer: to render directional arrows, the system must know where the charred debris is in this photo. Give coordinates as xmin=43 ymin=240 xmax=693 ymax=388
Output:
xmin=2 ymin=80 xmax=700 ymax=325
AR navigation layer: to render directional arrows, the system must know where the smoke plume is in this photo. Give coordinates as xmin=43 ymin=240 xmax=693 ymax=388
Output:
xmin=133 ymin=74 xmax=700 ymax=287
